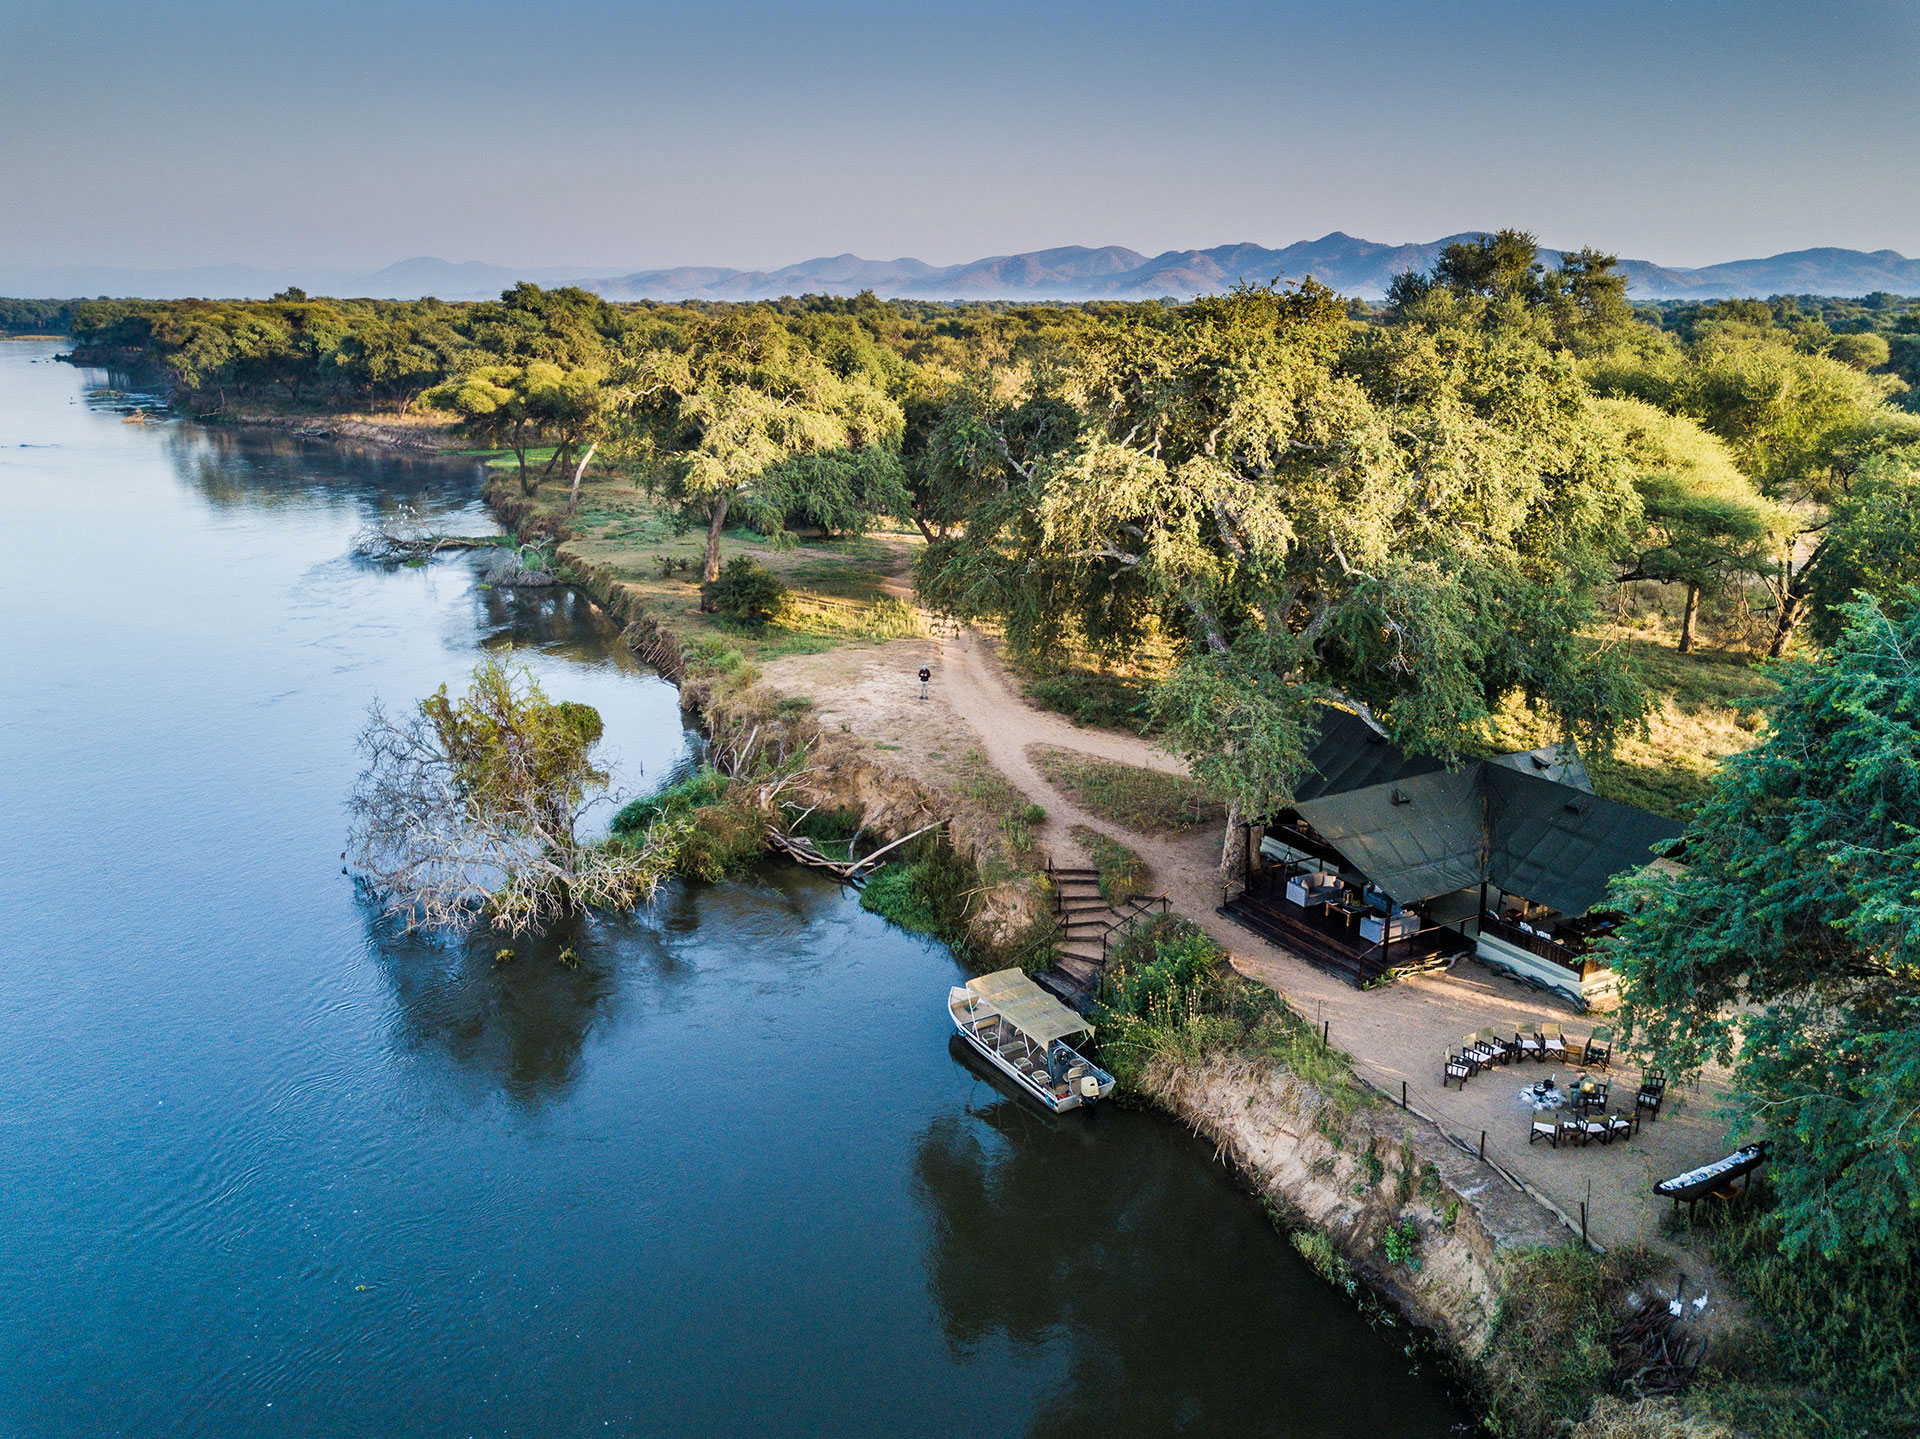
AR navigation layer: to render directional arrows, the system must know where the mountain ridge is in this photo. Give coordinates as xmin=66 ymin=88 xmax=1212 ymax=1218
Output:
xmin=4 ymin=237 xmax=1917 ymax=303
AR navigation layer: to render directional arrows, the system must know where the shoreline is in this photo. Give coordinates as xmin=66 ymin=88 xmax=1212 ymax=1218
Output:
xmin=156 ymin=400 xmax=1727 ymax=1437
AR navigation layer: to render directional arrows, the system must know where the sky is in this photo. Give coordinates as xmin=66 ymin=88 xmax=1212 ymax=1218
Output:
xmin=4 ymin=0 xmax=1918 ymax=274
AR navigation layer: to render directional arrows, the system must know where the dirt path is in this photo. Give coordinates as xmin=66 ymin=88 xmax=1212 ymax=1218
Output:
xmin=762 ymin=625 xmax=1741 ymax=1274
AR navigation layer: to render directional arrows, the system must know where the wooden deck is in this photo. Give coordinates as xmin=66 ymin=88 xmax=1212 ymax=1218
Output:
xmin=1220 ymin=877 xmax=1471 ymax=989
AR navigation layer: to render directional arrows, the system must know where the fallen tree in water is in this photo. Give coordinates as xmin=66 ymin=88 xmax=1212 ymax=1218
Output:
xmin=348 ymin=656 xmax=684 ymax=933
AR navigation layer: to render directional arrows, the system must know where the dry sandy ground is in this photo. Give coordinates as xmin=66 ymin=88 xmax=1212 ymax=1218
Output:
xmin=762 ymin=625 xmax=1744 ymax=1295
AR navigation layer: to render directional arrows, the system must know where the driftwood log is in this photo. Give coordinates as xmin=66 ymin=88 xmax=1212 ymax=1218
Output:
xmin=766 ymin=820 xmax=945 ymax=887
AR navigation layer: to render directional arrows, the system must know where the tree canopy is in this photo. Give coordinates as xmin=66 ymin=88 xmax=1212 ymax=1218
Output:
xmin=1605 ymin=593 xmax=1920 ymax=1424
xmin=916 ymin=278 xmax=1647 ymax=859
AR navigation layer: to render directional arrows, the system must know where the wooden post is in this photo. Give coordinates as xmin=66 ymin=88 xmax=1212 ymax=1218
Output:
xmin=1322 ymin=1020 xmax=1330 ymax=1047
xmin=1479 ymin=1130 xmax=1487 ymax=1161
xmin=1400 ymin=1080 xmax=1407 ymax=1109
xmin=1581 ymin=1201 xmax=1589 ymax=1246
xmin=1477 ymin=880 xmax=1489 ymax=936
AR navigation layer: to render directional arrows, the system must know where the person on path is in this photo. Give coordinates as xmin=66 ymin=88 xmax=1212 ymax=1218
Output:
xmin=918 ymin=665 xmax=931 ymax=701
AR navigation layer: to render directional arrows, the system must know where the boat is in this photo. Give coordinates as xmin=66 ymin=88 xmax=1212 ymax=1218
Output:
xmin=1654 ymin=1142 xmax=1770 ymax=1205
xmin=948 ymin=968 xmax=1115 ymax=1112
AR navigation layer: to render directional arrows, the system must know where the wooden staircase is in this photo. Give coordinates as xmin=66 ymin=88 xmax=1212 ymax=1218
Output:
xmin=1035 ymin=861 xmax=1170 ymax=1011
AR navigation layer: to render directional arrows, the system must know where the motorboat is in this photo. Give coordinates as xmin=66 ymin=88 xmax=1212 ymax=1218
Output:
xmin=948 ymin=968 xmax=1115 ymax=1111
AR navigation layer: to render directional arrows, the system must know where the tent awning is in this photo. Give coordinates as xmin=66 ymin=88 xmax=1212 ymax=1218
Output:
xmin=965 ymin=969 xmax=1092 ymax=1046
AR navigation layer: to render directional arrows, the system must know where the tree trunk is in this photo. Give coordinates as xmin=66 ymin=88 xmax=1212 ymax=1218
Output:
xmin=1678 ymin=584 xmax=1700 ymax=654
xmin=566 ymin=441 xmax=597 ymax=516
xmin=699 ymin=493 xmax=730 ymax=607
xmin=1218 ymin=800 xmax=1245 ymax=892
xmin=1768 ymin=592 xmax=1804 ymax=658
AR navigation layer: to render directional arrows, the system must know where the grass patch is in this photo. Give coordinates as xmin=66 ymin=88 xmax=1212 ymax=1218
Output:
xmin=1478 ymin=1245 xmax=1664 ymax=1438
xmin=1092 ymin=916 xmax=1373 ymax=1115
xmin=1478 ymin=636 xmax=1775 ymax=820
xmin=861 ymin=835 xmax=1057 ymax=973
xmin=609 ymin=765 xmax=767 ymax=881
xmin=1069 ymin=824 xmax=1151 ymax=906
xmin=1028 ymin=744 xmax=1221 ymax=836
xmin=1021 ymin=666 xmax=1161 ymax=732
xmin=952 ymin=749 xmax=1046 ymax=867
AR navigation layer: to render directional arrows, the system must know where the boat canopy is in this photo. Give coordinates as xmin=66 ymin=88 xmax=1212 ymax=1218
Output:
xmin=964 ymin=969 xmax=1092 ymax=1046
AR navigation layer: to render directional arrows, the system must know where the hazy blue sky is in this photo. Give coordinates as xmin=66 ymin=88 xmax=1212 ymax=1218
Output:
xmin=4 ymin=0 xmax=1917 ymax=271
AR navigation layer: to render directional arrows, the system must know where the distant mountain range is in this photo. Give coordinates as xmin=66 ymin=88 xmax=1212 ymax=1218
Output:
xmin=6 ymin=235 xmax=1920 ymax=303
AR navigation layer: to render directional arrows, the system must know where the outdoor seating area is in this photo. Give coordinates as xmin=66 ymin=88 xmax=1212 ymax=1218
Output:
xmin=1516 ymin=1070 xmax=1642 ymax=1148
xmin=1441 ymin=1020 xmax=1606 ymax=1088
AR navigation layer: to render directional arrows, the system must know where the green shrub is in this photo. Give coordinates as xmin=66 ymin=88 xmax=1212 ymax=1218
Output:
xmin=1070 ymin=824 xmax=1151 ymax=905
xmin=1382 ymin=1219 xmax=1421 ymax=1270
xmin=701 ymin=557 xmax=789 ymax=629
xmin=1692 ymin=1198 xmax=1919 ymax=1437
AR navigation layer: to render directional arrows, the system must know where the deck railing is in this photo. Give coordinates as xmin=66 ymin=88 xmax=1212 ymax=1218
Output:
xmin=1478 ymin=911 xmax=1591 ymax=973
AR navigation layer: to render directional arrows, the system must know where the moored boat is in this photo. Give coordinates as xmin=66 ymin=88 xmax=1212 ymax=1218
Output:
xmin=948 ymin=968 xmax=1115 ymax=1111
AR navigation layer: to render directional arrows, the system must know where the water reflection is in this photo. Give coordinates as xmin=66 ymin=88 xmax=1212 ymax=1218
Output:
xmin=164 ymin=423 xmax=487 ymax=517
xmin=367 ymin=909 xmax=630 ymax=1109
xmin=913 ymin=1077 xmax=1462 ymax=1439
xmin=472 ymin=581 xmax=639 ymax=663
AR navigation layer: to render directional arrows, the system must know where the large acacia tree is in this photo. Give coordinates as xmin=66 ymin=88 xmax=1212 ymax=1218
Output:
xmin=611 ymin=314 xmax=907 ymax=590
xmin=917 ymin=280 xmax=1646 ymax=871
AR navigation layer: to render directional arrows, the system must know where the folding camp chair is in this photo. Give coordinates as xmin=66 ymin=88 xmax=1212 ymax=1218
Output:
xmin=1476 ymin=1027 xmax=1514 ymax=1066
xmin=1515 ymin=1020 xmax=1546 ymax=1062
xmin=1636 ymin=1070 xmax=1667 ymax=1122
xmin=1538 ymin=1022 xmax=1568 ymax=1062
xmin=1444 ymin=1050 xmax=1474 ymax=1088
xmin=1528 ymin=1115 xmax=1559 ymax=1147
xmin=1582 ymin=1024 xmax=1614 ymax=1067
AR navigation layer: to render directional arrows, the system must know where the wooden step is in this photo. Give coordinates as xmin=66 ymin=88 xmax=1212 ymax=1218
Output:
xmin=1049 ymin=867 xmax=1100 ymax=878
xmin=1055 ymin=941 xmax=1106 ymax=964
xmin=1056 ymin=897 xmax=1111 ymax=912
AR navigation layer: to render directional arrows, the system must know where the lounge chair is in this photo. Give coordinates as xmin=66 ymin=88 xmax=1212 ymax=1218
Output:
xmin=1538 ymin=1022 xmax=1568 ymax=1062
xmin=1582 ymin=1024 xmax=1614 ymax=1067
xmin=1444 ymin=1050 xmax=1474 ymax=1088
xmin=1528 ymin=1116 xmax=1558 ymax=1147
xmin=1579 ymin=1115 xmax=1611 ymax=1145
xmin=1463 ymin=1032 xmax=1497 ymax=1070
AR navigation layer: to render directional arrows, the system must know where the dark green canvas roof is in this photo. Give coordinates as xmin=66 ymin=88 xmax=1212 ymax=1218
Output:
xmin=1486 ymin=766 xmax=1682 ymax=916
xmin=1289 ymin=761 xmax=1682 ymax=913
xmin=1294 ymin=768 xmax=1488 ymax=902
xmin=1292 ymin=705 xmax=1448 ymax=802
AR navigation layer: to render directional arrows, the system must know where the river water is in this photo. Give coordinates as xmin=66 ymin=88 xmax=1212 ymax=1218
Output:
xmin=0 ymin=339 xmax=1468 ymax=1437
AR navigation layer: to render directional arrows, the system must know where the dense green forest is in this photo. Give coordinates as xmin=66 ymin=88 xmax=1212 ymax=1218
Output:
xmin=26 ymin=236 xmax=1920 ymax=1430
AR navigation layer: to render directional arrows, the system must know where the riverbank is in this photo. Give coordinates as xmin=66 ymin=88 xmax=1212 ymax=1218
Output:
xmin=462 ymin=464 xmax=1779 ymax=1437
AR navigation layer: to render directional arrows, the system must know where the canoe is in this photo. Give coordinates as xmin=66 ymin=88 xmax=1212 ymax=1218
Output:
xmin=1654 ymin=1142 xmax=1769 ymax=1201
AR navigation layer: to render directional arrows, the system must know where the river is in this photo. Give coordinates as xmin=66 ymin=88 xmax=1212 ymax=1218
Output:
xmin=0 ymin=339 xmax=1468 ymax=1437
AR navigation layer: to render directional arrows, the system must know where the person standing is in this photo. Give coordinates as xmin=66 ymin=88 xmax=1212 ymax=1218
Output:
xmin=918 ymin=665 xmax=931 ymax=701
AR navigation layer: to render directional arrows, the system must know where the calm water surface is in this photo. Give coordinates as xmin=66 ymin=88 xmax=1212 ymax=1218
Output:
xmin=0 ymin=339 xmax=1468 ymax=1437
